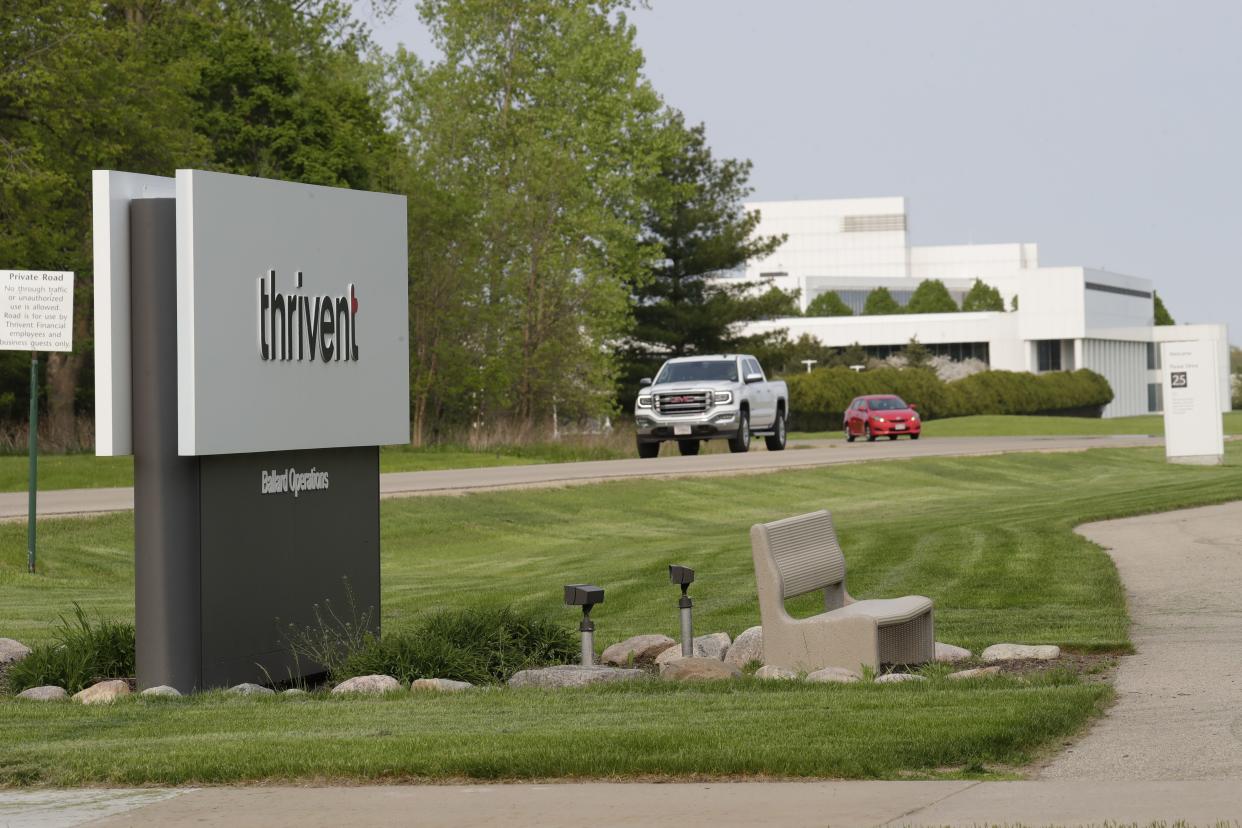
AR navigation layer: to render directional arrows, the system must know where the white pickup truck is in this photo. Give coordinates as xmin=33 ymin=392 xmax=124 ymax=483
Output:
xmin=633 ymin=354 xmax=789 ymax=458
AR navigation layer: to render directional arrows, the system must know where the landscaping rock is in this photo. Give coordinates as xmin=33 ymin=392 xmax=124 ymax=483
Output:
xmin=946 ymin=666 xmax=1002 ymax=681
xmin=724 ymin=626 xmax=763 ymax=668
xmin=16 ymin=685 xmax=67 ymax=701
xmin=981 ymin=643 xmax=1061 ymax=663
xmin=659 ymin=657 xmax=742 ymax=682
xmin=934 ymin=642 xmax=972 ymax=663
xmin=227 ymin=683 xmax=275 ymax=696
xmin=753 ymin=665 xmax=798 ymax=681
xmin=508 ymin=665 xmax=647 ymax=689
xmin=73 ymin=679 xmax=131 ymax=704
xmin=875 ymin=673 xmax=925 ymax=684
xmin=0 ymin=637 xmax=31 ymax=666
xmin=140 ymin=685 xmax=182 ymax=697
xmin=331 ymin=675 xmax=402 ymax=695
xmin=655 ymin=632 xmax=731 ymax=666
xmin=806 ymin=666 xmax=861 ymax=684
xmin=600 ymin=634 xmax=676 ymax=666
xmin=411 ymin=678 xmax=474 ymax=693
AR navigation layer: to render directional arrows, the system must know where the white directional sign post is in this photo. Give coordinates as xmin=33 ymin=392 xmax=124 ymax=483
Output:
xmin=0 ymin=269 xmax=75 ymax=573
xmin=1161 ymin=340 xmax=1225 ymax=465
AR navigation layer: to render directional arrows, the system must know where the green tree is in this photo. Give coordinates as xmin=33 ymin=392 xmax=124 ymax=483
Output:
xmin=624 ymin=112 xmax=787 ymax=386
xmin=961 ymin=279 xmax=1005 ymax=312
xmin=395 ymin=0 xmax=667 ymax=437
xmin=901 ymin=337 xmax=931 ymax=370
xmin=1011 ymin=295 xmax=1019 ymax=311
xmin=862 ymin=287 xmax=901 ymax=316
xmin=0 ymin=0 xmax=207 ymax=443
xmin=832 ymin=342 xmax=868 ymax=368
xmin=1153 ymin=291 xmax=1175 ymax=325
xmin=805 ymin=291 xmax=854 ymax=317
xmin=905 ymin=279 xmax=959 ymax=314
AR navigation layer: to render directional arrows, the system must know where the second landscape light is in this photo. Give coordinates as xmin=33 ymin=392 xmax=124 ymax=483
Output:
xmin=669 ymin=564 xmax=695 ymax=657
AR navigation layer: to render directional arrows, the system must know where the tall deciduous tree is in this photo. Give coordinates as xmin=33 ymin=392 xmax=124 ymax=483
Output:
xmin=394 ymin=0 xmax=667 ymax=441
xmin=805 ymin=291 xmax=853 ymax=317
xmin=905 ymin=279 xmax=958 ymax=314
xmin=625 ymin=113 xmax=787 ymax=387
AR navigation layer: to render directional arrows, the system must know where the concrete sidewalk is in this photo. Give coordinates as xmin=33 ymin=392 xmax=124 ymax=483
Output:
xmin=0 ymin=434 xmax=1162 ymax=520
xmin=2 ymin=781 xmax=1238 ymax=827
xmin=1042 ymin=501 xmax=1242 ymax=780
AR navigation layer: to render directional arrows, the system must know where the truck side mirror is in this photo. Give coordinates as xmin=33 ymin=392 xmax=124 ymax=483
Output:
xmin=639 ymin=377 xmax=652 ymax=388
xmin=744 ymin=372 xmax=762 ymax=384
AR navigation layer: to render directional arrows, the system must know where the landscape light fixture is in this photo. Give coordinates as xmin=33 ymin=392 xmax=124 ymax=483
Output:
xmin=564 ymin=584 xmax=604 ymax=666
xmin=669 ymin=564 xmax=695 ymax=657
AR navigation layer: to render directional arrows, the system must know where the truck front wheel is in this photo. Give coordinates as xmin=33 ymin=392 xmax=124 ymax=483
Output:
xmin=637 ymin=439 xmax=660 ymax=459
xmin=728 ymin=411 xmax=751 ymax=453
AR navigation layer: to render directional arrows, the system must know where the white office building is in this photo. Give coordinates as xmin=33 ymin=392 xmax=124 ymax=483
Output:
xmin=734 ymin=197 xmax=1230 ymax=418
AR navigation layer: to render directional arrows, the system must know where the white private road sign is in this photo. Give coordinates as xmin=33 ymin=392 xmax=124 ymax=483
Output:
xmin=0 ymin=270 xmax=74 ymax=352
xmin=1161 ymin=339 xmax=1225 ymax=465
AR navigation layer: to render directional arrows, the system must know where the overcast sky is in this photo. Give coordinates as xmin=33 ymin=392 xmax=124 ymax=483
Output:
xmin=366 ymin=1 xmax=1241 ymax=344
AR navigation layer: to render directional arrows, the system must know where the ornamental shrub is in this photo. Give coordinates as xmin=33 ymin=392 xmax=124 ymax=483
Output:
xmin=785 ymin=367 xmax=1113 ymax=431
xmin=905 ymin=279 xmax=958 ymax=314
xmin=805 ymin=291 xmax=854 ymax=317
xmin=6 ymin=605 xmax=135 ymax=694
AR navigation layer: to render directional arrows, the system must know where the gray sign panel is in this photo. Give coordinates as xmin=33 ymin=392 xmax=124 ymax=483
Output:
xmin=176 ymin=170 xmax=409 ymax=456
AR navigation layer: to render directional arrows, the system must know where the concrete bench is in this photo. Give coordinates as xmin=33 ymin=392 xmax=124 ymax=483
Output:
xmin=750 ymin=509 xmax=934 ymax=672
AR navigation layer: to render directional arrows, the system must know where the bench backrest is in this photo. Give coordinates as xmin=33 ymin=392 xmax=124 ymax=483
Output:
xmin=756 ymin=509 xmax=846 ymax=600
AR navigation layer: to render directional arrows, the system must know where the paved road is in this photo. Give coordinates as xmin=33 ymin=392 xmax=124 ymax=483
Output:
xmin=1042 ymin=500 xmax=1242 ymax=780
xmin=0 ymin=434 xmax=1161 ymax=520
xmin=2 ymin=780 xmax=1239 ymax=827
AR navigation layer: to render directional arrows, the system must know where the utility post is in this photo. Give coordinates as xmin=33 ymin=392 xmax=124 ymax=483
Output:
xmin=27 ymin=351 xmax=38 ymax=573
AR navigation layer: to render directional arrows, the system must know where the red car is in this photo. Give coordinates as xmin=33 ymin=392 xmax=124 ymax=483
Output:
xmin=843 ymin=395 xmax=921 ymax=442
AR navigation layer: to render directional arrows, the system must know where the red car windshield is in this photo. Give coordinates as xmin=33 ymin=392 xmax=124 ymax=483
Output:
xmin=866 ymin=398 xmax=908 ymax=411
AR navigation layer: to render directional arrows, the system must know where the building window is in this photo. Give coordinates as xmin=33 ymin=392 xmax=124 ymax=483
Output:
xmin=1036 ymin=340 xmax=1062 ymax=372
xmin=1148 ymin=382 xmax=1163 ymax=412
xmin=842 ymin=214 xmax=906 ymax=232
xmin=1146 ymin=342 xmax=1161 ymax=370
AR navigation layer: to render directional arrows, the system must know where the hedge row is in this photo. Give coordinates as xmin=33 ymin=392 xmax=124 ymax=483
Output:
xmin=784 ymin=367 xmax=1114 ymax=431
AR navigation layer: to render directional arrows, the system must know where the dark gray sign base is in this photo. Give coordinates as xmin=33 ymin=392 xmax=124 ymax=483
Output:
xmin=200 ymin=447 xmax=380 ymax=688
xmin=129 ymin=198 xmax=379 ymax=692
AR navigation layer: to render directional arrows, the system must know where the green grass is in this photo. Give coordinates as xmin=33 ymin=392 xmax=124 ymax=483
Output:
xmin=0 ymin=439 xmax=632 ymax=493
xmin=793 ymin=410 xmax=1242 ymax=440
xmin=3 ymin=412 xmax=1237 ymax=491
xmin=2 ymin=445 xmax=1239 ymax=784
xmin=0 ymin=674 xmax=1104 ymax=785
xmin=4 ymin=446 xmax=1241 ymax=651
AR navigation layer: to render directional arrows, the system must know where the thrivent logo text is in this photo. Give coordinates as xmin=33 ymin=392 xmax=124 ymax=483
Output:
xmin=258 ymin=270 xmax=359 ymax=362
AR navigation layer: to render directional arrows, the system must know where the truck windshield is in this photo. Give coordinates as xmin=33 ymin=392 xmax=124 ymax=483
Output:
xmin=656 ymin=360 xmax=739 ymax=383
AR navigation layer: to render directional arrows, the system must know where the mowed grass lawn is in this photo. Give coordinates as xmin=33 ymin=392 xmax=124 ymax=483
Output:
xmin=1 ymin=446 xmax=1241 ymax=785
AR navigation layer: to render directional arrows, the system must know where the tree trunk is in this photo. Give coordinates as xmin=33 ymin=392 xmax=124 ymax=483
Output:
xmin=44 ymin=351 xmax=82 ymax=448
